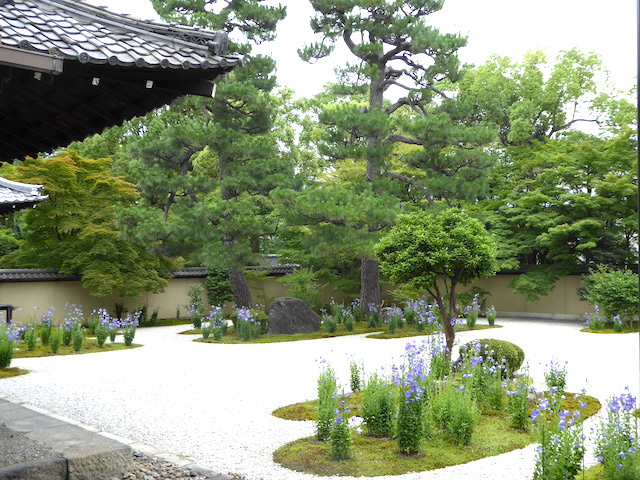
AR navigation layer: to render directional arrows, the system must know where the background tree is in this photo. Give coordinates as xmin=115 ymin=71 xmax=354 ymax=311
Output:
xmin=113 ymin=0 xmax=291 ymax=307
xmin=453 ymin=49 xmax=609 ymax=146
xmin=580 ymin=266 xmax=639 ymax=323
xmin=476 ymin=130 xmax=637 ymax=300
xmin=375 ymin=209 xmax=497 ymax=355
xmin=298 ymin=0 xmax=490 ymax=314
xmin=0 ymin=151 xmax=176 ymax=296
xmin=454 ymin=50 xmax=638 ymax=299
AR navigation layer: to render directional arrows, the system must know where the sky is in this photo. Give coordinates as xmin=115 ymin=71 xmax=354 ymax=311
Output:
xmin=86 ymin=0 xmax=637 ymax=99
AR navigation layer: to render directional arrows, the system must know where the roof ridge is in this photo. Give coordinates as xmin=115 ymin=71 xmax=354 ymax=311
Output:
xmin=33 ymin=0 xmax=231 ymax=55
xmin=0 ymin=177 xmax=44 ymax=194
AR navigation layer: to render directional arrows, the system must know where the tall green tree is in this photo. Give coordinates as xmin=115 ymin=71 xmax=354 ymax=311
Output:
xmin=118 ymin=0 xmax=290 ymax=307
xmin=478 ymin=130 xmax=637 ymax=300
xmin=375 ymin=209 xmax=497 ymax=355
xmin=299 ymin=0 xmax=483 ymax=313
xmin=0 ymin=151 xmax=176 ymax=296
xmin=454 ymin=49 xmax=609 ymax=146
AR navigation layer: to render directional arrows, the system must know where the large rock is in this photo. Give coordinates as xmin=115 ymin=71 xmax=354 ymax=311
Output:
xmin=267 ymin=297 xmax=321 ymax=335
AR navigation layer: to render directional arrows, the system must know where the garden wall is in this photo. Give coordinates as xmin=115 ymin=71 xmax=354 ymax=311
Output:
xmin=0 ymin=273 xmax=591 ymax=325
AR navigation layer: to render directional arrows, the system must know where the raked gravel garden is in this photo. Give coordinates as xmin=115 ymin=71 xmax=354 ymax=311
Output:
xmin=1 ymin=315 xmax=639 ymax=480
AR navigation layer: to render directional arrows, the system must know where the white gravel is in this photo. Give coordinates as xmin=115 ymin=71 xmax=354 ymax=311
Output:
xmin=1 ymin=318 xmax=638 ymax=480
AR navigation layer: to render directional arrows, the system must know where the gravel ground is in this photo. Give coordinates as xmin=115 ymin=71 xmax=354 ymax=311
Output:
xmin=1 ymin=318 xmax=638 ymax=480
xmin=0 ymin=422 xmax=55 ymax=468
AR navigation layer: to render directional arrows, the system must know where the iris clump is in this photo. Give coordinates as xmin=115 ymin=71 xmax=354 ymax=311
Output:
xmin=532 ymin=396 xmax=585 ymax=480
xmin=404 ymin=298 xmax=440 ymax=333
xmin=120 ymin=312 xmax=139 ymax=346
xmin=0 ymin=325 xmax=18 ymax=368
xmin=594 ymin=388 xmax=640 ymax=479
xmin=62 ymin=303 xmax=84 ymax=346
xmin=235 ymin=306 xmax=261 ymax=341
xmin=331 ymin=394 xmax=352 ymax=460
xmin=463 ymin=294 xmax=481 ymax=329
xmin=316 ymin=362 xmax=338 ymax=441
xmin=203 ymin=306 xmax=227 ymax=340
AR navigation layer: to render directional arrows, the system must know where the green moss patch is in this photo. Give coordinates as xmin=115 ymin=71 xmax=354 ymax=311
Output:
xmin=0 ymin=367 xmax=29 ymax=379
xmin=273 ymin=414 xmax=535 ymax=477
xmin=273 ymin=393 xmax=601 ymax=476
xmin=14 ymin=341 xmax=141 ymax=358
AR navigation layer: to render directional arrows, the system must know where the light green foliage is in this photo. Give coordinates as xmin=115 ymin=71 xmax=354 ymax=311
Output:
xmin=375 ymin=209 xmax=497 ymax=352
xmin=349 ymin=360 xmax=362 ymax=392
xmin=72 ymin=327 xmax=84 ymax=352
xmin=277 ymin=268 xmax=325 ymax=312
xmin=123 ymin=325 xmax=136 ymax=347
xmin=0 ymin=330 xmax=14 ymax=369
xmin=317 ymin=364 xmax=339 ymax=441
xmin=544 ymin=359 xmax=567 ymax=394
xmin=480 ymin=130 xmax=637 ymax=300
xmin=24 ymin=325 xmax=37 ymax=351
xmin=457 ymin=340 xmax=506 ymax=413
xmin=458 ymin=50 xmax=636 ymax=300
xmin=533 ymin=405 xmax=585 ymax=480
xmin=95 ymin=322 xmax=107 ymax=347
xmin=49 ymin=327 xmax=62 ymax=354
xmin=581 ymin=265 xmax=639 ymax=321
xmin=331 ymin=395 xmax=352 ymax=461
xmin=205 ymin=268 xmax=233 ymax=306
xmin=188 ymin=284 xmax=205 ymax=314
xmin=361 ymin=373 xmax=394 ymax=438
xmin=0 ymin=151 xmax=176 ymax=297
xmin=594 ymin=391 xmax=640 ymax=480
xmin=455 ymin=49 xmax=607 ymax=146
xmin=429 ymin=382 xmax=479 ymax=446
xmin=396 ymin=394 xmax=425 ymax=454
xmin=507 ymin=373 xmax=531 ymax=430
xmin=459 ymin=338 xmax=525 ymax=378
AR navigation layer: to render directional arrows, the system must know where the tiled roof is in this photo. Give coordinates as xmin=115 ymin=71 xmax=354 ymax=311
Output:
xmin=0 ymin=176 xmax=47 ymax=213
xmin=0 ymin=269 xmax=75 ymax=281
xmin=0 ymin=257 xmax=299 ymax=282
xmin=0 ymin=0 xmax=242 ymax=161
xmin=0 ymin=0 xmax=239 ymax=71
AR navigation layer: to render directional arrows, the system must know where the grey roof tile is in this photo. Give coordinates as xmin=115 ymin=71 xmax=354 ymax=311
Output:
xmin=1 ymin=0 xmax=240 ymax=71
xmin=0 ymin=258 xmax=298 ymax=282
xmin=0 ymin=178 xmax=48 ymax=211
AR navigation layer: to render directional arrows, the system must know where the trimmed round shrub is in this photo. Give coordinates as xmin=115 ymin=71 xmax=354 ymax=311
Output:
xmin=459 ymin=338 xmax=525 ymax=377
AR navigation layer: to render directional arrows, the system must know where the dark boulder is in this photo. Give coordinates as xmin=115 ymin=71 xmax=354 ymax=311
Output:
xmin=267 ymin=297 xmax=321 ymax=335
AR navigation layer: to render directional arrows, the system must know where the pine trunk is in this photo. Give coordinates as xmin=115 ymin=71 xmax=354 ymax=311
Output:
xmin=228 ymin=267 xmax=251 ymax=308
xmin=360 ymin=256 xmax=381 ymax=316
xmin=359 ymin=66 xmax=385 ymax=317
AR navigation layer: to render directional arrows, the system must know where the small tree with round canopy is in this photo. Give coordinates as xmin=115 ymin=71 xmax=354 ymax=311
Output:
xmin=375 ymin=209 xmax=497 ymax=356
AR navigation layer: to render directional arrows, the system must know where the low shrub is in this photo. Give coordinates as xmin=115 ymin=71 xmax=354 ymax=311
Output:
xmin=323 ymin=315 xmax=337 ymax=334
xmin=317 ymin=363 xmax=338 ymax=441
xmin=361 ymin=373 xmax=394 ymax=437
xmin=460 ymin=338 xmax=524 ymax=377
xmin=49 ymin=327 xmax=62 ymax=354
xmin=0 ymin=329 xmax=15 ymax=368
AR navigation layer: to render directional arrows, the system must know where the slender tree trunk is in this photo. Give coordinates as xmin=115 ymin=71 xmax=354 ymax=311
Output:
xmin=228 ymin=267 xmax=251 ymax=308
xmin=219 ymin=154 xmax=252 ymax=308
xmin=431 ymin=283 xmax=455 ymax=360
xmin=360 ymin=255 xmax=381 ymax=316
xmin=360 ymin=64 xmax=386 ymax=317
